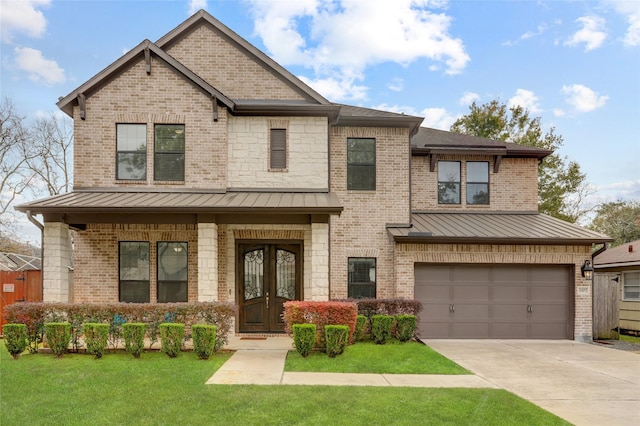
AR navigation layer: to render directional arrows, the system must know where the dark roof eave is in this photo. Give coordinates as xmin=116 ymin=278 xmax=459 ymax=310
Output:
xmin=391 ymin=235 xmax=611 ymax=245
xmin=334 ymin=115 xmax=423 ymax=136
xmin=412 ymin=147 xmax=552 ymax=159
xmin=16 ymin=206 xmax=344 ymax=215
xmin=232 ymin=103 xmax=341 ymax=121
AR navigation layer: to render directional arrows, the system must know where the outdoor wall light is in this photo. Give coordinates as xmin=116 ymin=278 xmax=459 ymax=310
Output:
xmin=581 ymin=260 xmax=594 ymax=280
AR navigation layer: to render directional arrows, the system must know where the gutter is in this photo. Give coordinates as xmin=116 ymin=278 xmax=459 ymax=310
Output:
xmin=26 ymin=210 xmax=44 ymax=300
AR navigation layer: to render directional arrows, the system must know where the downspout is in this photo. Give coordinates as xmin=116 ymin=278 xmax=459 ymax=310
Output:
xmin=26 ymin=210 xmax=44 ymax=300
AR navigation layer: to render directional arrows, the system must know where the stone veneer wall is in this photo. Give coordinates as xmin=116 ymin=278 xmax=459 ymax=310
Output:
xmin=227 ymin=116 xmax=328 ymax=189
xmin=73 ymin=57 xmax=227 ymax=190
xmin=329 ymin=126 xmax=411 ymax=299
xmin=72 ymin=224 xmax=198 ymax=303
xmin=394 ymin=243 xmax=594 ymax=341
xmin=411 ymin=155 xmax=539 ymax=211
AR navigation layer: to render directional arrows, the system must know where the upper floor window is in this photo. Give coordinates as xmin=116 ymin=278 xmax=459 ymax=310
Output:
xmin=154 ymin=124 xmax=185 ymax=181
xmin=466 ymin=162 xmax=489 ymax=205
xmin=623 ymin=271 xmax=640 ymax=301
xmin=157 ymin=242 xmax=188 ymax=303
xmin=270 ymin=128 xmax=287 ymax=169
xmin=116 ymin=124 xmax=147 ymax=180
xmin=119 ymin=241 xmax=150 ymax=303
xmin=348 ymin=257 xmax=376 ymax=298
xmin=438 ymin=161 xmax=460 ymax=204
xmin=347 ymin=138 xmax=376 ymax=190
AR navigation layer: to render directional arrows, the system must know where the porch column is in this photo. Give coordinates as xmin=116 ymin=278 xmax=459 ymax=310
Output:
xmin=43 ymin=222 xmax=71 ymax=302
xmin=311 ymin=222 xmax=329 ymax=301
xmin=197 ymin=222 xmax=218 ymax=301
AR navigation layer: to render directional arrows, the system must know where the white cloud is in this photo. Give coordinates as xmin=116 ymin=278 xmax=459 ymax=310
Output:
xmin=421 ymin=107 xmax=456 ymax=130
xmin=609 ymin=0 xmax=640 ymax=46
xmin=14 ymin=46 xmax=65 ymax=85
xmin=553 ymin=108 xmax=566 ymax=117
xmin=561 ymin=84 xmax=608 ymax=112
xmin=504 ymin=23 xmax=547 ymax=46
xmin=247 ymin=0 xmax=469 ymax=100
xmin=508 ymin=89 xmax=542 ymax=113
xmin=0 ymin=0 xmax=50 ymax=43
xmin=388 ymin=78 xmax=404 ymax=92
xmin=595 ymin=179 xmax=640 ymax=202
xmin=459 ymin=91 xmax=479 ymax=106
xmin=564 ymin=16 xmax=607 ymax=51
xmin=299 ymin=75 xmax=368 ymax=102
xmin=188 ymin=0 xmax=208 ymax=15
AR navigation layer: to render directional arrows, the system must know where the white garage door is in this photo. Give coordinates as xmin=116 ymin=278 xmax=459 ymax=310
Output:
xmin=415 ymin=264 xmax=572 ymax=339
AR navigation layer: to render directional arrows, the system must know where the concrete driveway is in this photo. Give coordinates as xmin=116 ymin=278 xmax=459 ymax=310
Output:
xmin=423 ymin=340 xmax=640 ymax=426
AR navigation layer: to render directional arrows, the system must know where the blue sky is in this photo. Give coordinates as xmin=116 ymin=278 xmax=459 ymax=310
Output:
xmin=1 ymin=0 xmax=639 ymax=227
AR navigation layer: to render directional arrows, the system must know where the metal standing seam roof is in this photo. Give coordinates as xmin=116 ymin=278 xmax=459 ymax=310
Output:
xmin=593 ymin=239 xmax=640 ymax=268
xmin=14 ymin=191 xmax=344 ymax=215
xmin=388 ymin=212 xmax=612 ymax=244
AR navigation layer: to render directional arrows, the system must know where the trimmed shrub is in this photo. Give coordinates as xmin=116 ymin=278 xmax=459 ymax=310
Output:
xmin=4 ymin=302 xmax=237 ymax=352
xmin=192 ymin=324 xmax=217 ymax=360
xmin=354 ymin=315 xmax=367 ymax=342
xmin=371 ymin=315 xmax=394 ymax=345
xmin=395 ymin=315 xmax=417 ymax=342
xmin=283 ymin=301 xmax=358 ymax=349
xmin=83 ymin=323 xmax=109 ymax=358
xmin=44 ymin=322 xmax=72 ymax=357
xmin=2 ymin=324 xmax=28 ymax=359
xmin=122 ymin=323 xmax=147 ymax=358
xmin=325 ymin=325 xmax=349 ymax=358
xmin=160 ymin=323 xmax=185 ymax=358
xmin=292 ymin=324 xmax=316 ymax=357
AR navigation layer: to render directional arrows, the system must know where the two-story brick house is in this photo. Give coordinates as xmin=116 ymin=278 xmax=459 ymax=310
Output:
xmin=17 ymin=10 xmax=609 ymax=341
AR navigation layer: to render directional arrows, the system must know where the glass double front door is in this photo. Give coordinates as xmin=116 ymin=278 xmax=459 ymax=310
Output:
xmin=238 ymin=242 xmax=302 ymax=332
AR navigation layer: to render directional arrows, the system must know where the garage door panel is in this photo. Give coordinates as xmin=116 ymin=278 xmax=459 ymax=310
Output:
xmin=531 ymin=286 xmax=568 ymax=302
xmin=452 ymin=322 xmax=490 ymax=338
xmin=530 ymin=266 xmax=568 ymax=282
xmin=492 ymin=304 xmax=529 ymax=321
xmin=453 ymin=266 xmax=491 ymax=282
xmin=492 ymin=322 xmax=529 ymax=338
xmin=492 ymin=266 xmax=529 ymax=283
xmin=414 ymin=264 xmax=571 ymax=339
xmin=455 ymin=304 xmax=490 ymax=320
xmin=415 ymin=284 xmax=450 ymax=301
xmin=453 ymin=285 xmax=489 ymax=301
xmin=493 ymin=286 xmax=528 ymax=301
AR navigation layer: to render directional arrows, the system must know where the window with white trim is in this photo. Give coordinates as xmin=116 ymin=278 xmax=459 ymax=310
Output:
xmin=623 ymin=271 xmax=640 ymax=301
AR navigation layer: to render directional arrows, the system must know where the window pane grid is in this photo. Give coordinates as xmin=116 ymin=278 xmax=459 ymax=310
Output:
xmin=154 ymin=125 xmax=185 ymax=181
xmin=157 ymin=242 xmax=188 ymax=303
xmin=119 ymin=242 xmax=150 ymax=303
xmin=116 ymin=124 xmax=146 ymax=180
xmin=348 ymin=258 xmax=376 ymax=299
xmin=438 ymin=161 xmax=461 ymax=204
xmin=347 ymin=138 xmax=376 ymax=190
xmin=623 ymin=272 xmax=640 ymax=301
xmin=466 ymin=162 xmax=489 ymax=205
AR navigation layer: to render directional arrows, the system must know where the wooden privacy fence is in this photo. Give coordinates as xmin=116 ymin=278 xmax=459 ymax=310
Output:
xmin=593 ymin=272 xmax=619 ymax=339
xmin=0 ymin=270 xmax=42 ymax=330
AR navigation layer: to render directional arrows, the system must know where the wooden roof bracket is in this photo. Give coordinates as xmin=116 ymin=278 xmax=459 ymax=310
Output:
xmin=429 ymin=154 xmax=437 ymax=172
xmin=144 ymin=46 xmax=151 ymax=75
xmin=212 ymin=95 xmax=218 ymax=122
xmin=494 ymin=155 xmax=502 ymax=173
xmin=77 ymin=93 xmax=86 ymax=120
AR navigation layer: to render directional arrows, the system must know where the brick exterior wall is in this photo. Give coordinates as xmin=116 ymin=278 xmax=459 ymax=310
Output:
xmin=411 ymin=155 xmax=539 ymax=211
xmin=73 ymin=224 xmax=198 ymax=303
xmin=165 ymin=23 xmax=305 ymax=100
xmin=73 ymin=57 xmax=228 ymax=190
xmin=228 ymin=116 xmax=328 ymax=189
xmin=394 ymin=243 xmax=594 ymax=341
xmin=329 ymin=126 xmax=411 ymax=299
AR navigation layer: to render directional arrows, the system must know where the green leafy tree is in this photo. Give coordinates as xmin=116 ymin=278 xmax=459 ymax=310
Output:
xmin=451 ymin=100 xmax=591 ymax=222
xmin=589 ymin=200 xmax=640 ymax=247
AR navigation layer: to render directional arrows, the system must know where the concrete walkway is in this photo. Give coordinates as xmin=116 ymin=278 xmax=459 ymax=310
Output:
xmin=206 ymin=335 xmax=494 ymax=388
xmin=207 ymin=336 xmax=640 ymax=426
xmin=424 ymin=339 xmax=640 ymax=426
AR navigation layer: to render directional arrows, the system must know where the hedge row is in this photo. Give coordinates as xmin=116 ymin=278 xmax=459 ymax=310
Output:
xmin=283 ymin=301 xmax=358 ymax=349
xmin=3 ymin=302 xmax=236 ymax=353
xmin=340 ymin=298 xmax=423 ymax=319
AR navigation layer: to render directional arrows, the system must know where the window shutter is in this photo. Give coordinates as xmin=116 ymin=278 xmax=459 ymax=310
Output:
xmin=270 ymin=129 xmax=286 ymax=169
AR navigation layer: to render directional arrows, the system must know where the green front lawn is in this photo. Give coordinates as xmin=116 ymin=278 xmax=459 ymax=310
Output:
xmin=1 ymin=343 xmax=569 ymax=425
xmin=286 ymin=340 xmax=470 ymax=374
xmin=620 ymin=334 xmax=640 ymax=344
